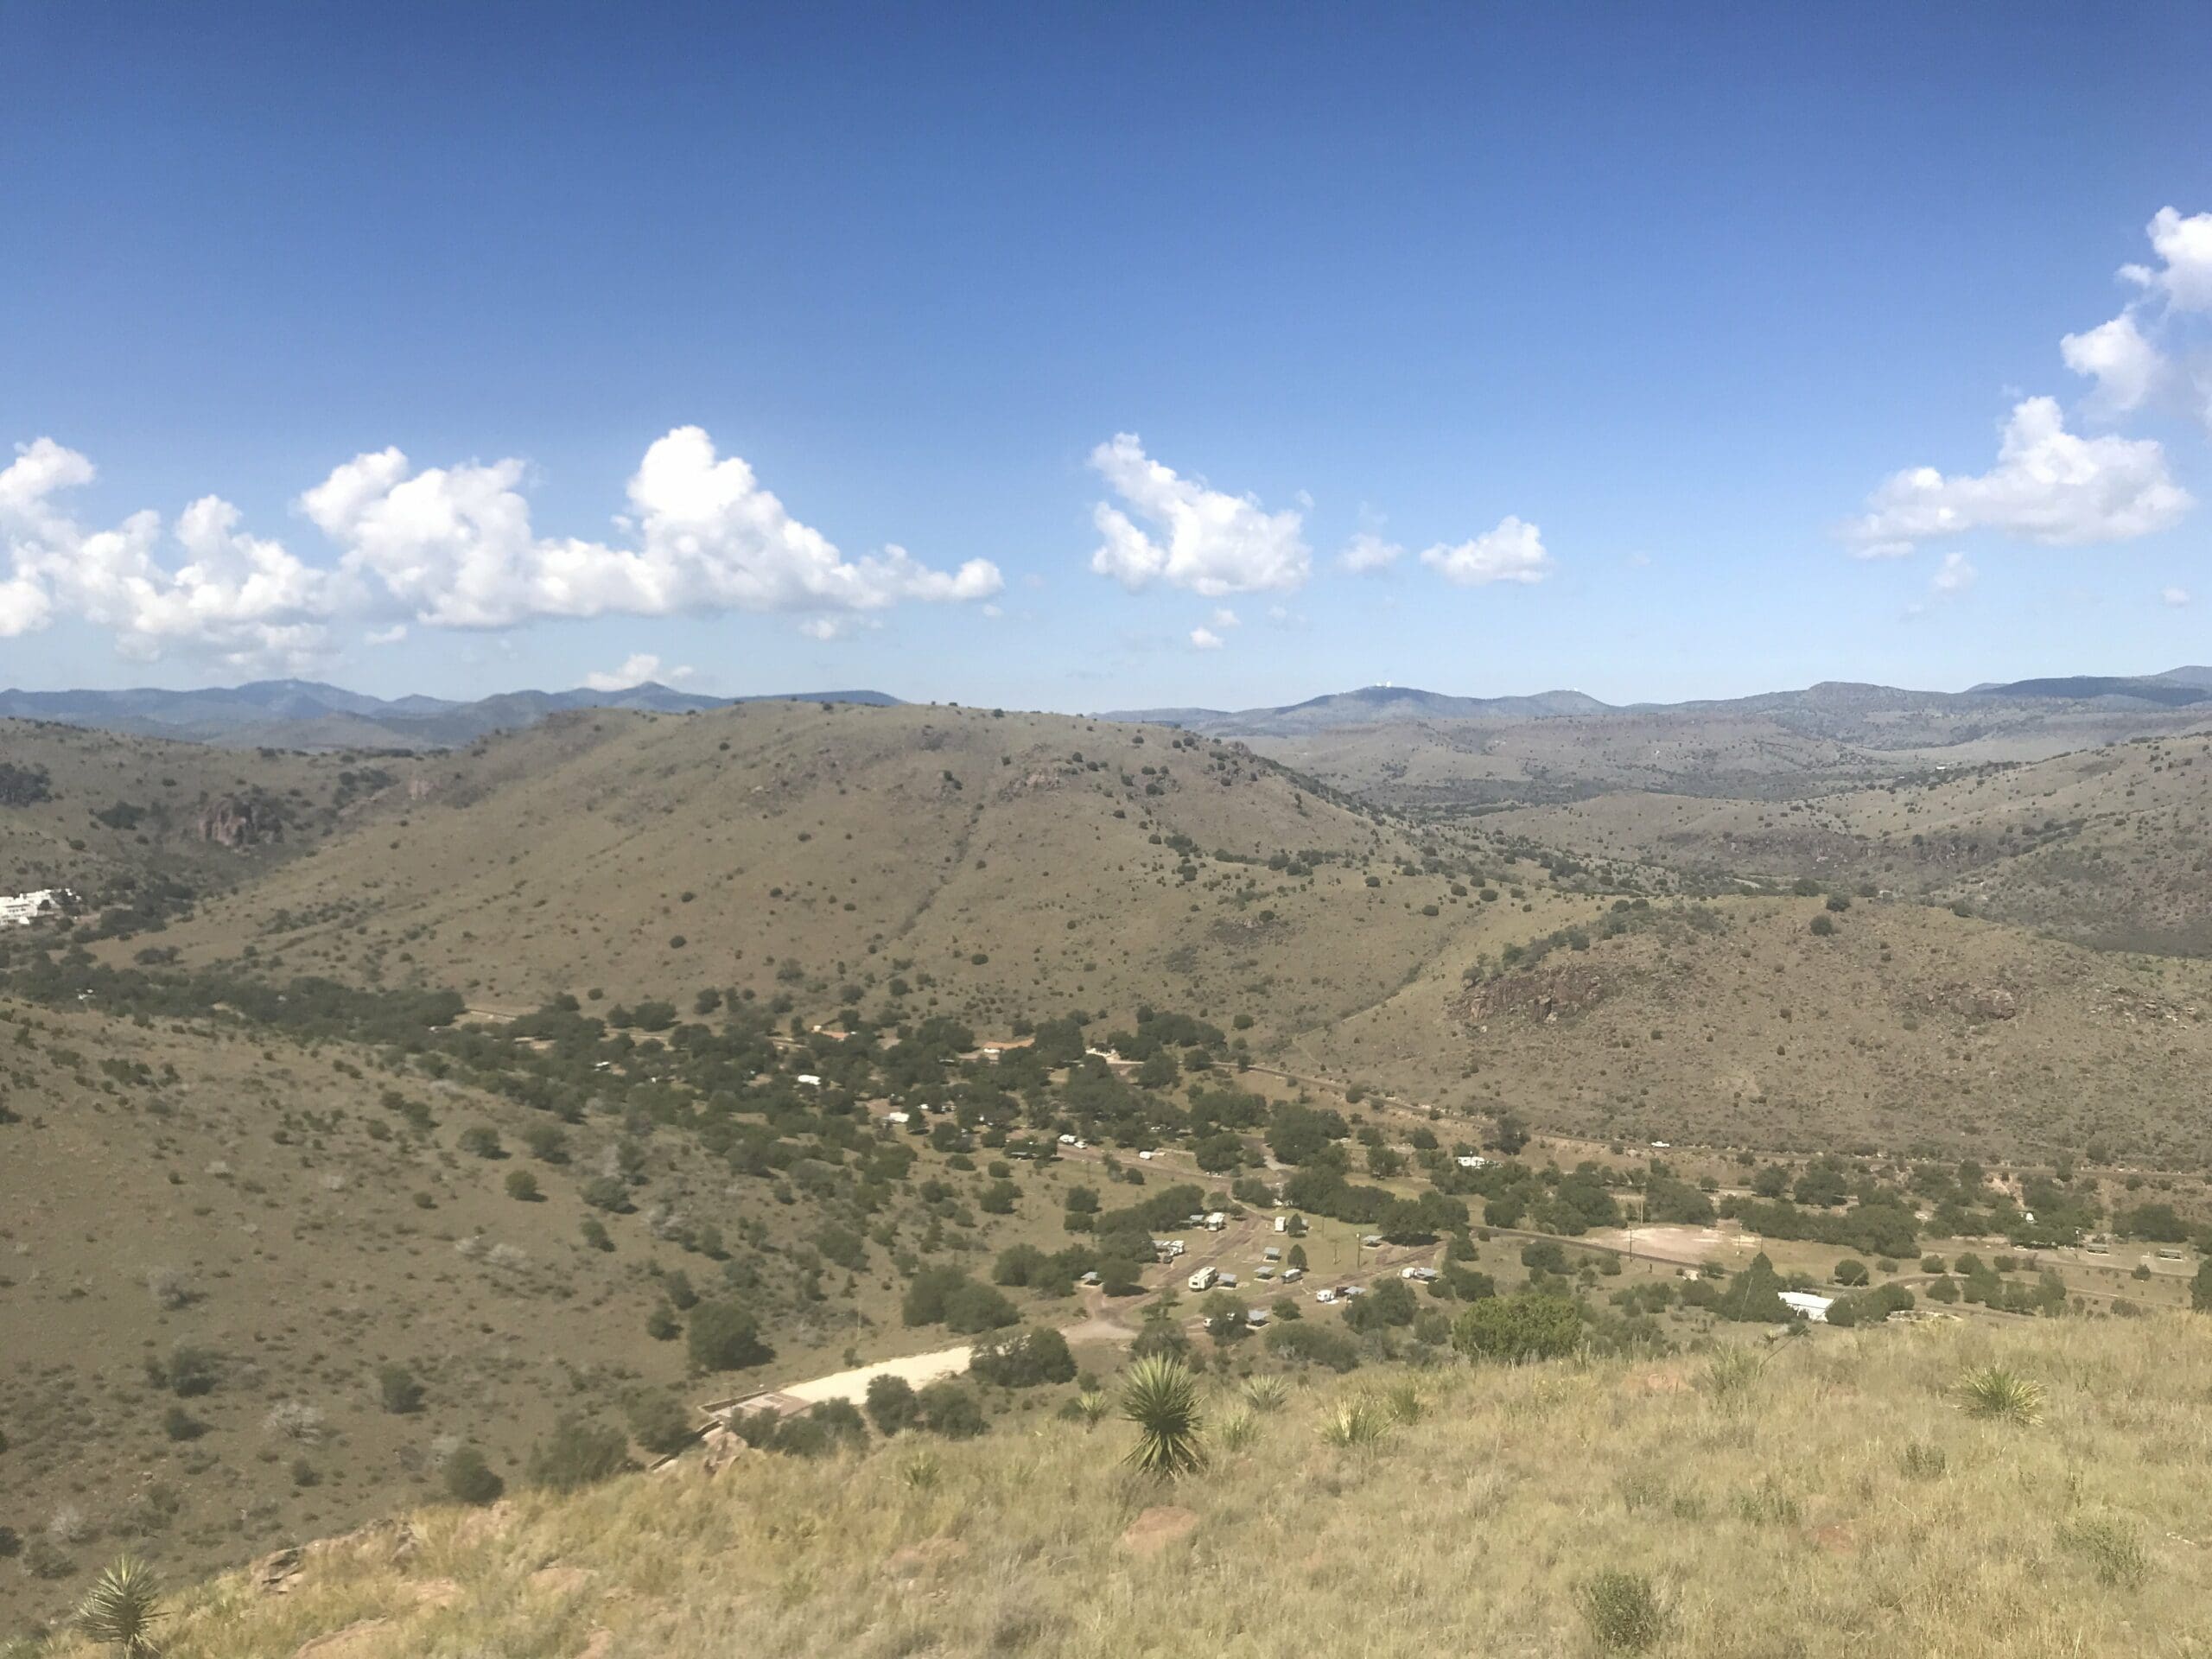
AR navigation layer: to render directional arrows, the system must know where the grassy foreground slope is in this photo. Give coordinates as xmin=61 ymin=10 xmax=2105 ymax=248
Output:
xmin=30 ymin=1316 xmax=2212 ymax=1659
xmin=132 ymin=701 xmax=1562 ymax=1035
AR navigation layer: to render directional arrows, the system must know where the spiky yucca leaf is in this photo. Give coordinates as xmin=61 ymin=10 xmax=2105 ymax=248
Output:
xmin=1319 ymin=1396 xmax=1390 ymax=1449
xmin=1955 ymin=1364 xmax=2044 ymax=1426
xmin=1120 ymin=1355 xmax=1206 ymax=1478
xmin=77 ymin=1555 xmax=164 ymax=1657
xmin=1214 ymin=1407 xmax=1261 ymax=1452
xmin=1239 ymin=1375 xmax=1290 ymax=1414
xmin=1384 ymin=1378 xmax=1427 ymax=1424
xmin=1076 ymin=1389 xmax=1109 ymax=1428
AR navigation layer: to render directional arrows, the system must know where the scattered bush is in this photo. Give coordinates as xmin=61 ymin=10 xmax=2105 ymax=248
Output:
xmin=527 ymin=1417 xmax=632 ymax=1491
xmin=687 ymin=1300 xmax=772 ymax=1372
xmin=865 ymin=1374 xmax=920 ymax=1435
xmin=918 ymin=1380 xmax=988 ymax=1440
xmin=444 ymin=1447 xmax=505 ymax=1505
xmin=378 ymin=1363 xmax=424 ymax=1414
xmin=1575 ymin=1570 xmax=1669 ymax=1653
xmin=2058 ymin=1514 xmax=2150 ymax=1589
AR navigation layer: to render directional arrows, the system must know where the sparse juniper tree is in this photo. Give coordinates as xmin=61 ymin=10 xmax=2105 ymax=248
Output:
xmin=865 ymin=1374 xmax=919 ymax=1434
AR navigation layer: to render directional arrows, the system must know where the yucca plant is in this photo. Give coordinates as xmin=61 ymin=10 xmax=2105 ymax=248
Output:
xmin=1240 ymin=1375 xmax=1291 ymax=1414
xmin=1214 ymin=1406 xmax=1260 ymax=1452
xmin=77 ymin=1555 xmax=164 ymax=1658
xmin=898 ymin=1449 xmax=942 ymax=1491
xmin=1698 ymin=1344 xmax=1769 ymax=1410
xmin=1120 ymin=1355 xmax=1206 ymax=1478
xmin=1075 ymin=1389 xmax=1109 ymax=1429
xmin=1383 ymin=1378 xmax=1426 ymax=1425
xmin=1319 ymin=1396 xmax=1390 ymax=1449
xmin=1955 ymin=1363 xmax=2045 ymax=1426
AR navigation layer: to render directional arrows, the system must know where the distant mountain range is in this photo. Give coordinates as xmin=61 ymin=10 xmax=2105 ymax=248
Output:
xmin=0 ymin=680 xmax=901 ymax=750
xmin=8 ymin=665 xmax=2211 ymax=752
xmin=1104 ymin=669 xmax=2212 ymax=737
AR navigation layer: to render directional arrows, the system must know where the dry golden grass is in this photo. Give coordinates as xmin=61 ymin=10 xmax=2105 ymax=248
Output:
xmin=38 ymin=1314 xmax=2212 ymax=1659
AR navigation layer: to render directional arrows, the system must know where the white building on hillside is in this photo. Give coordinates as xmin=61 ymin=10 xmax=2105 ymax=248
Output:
xmin=0 ymin=889 xmax=69 ymax=927
xmin=1779 ymin=1291 xmax=1834 ymax=1324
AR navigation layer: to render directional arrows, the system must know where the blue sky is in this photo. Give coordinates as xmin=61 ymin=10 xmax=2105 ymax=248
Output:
xmin=3 ymin=2 xmax=2209 ymax=709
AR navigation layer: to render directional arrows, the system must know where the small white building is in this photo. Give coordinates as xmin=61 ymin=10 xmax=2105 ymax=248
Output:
xmin=0 ymin=889 xmax=68 ymax=928
xmin=884 ymin=1110 xmax=911 ymax=1125
xmin=795 ymin=1074 xmax=823 ymax=1088
xmin=1780 ymin=1291 xmax=1834 ymax=1324
xmin=1455 ymin=1154 xmax=1488 ymax=1170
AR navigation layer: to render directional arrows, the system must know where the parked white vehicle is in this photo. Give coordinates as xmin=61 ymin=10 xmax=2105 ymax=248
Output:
xmin=1188 ymin=1266 xmax=1218 ymax=1292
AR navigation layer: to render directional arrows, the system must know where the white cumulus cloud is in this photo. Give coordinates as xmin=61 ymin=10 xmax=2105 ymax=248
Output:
xmin=2162 ymin=585 xmax=2192 ymax=607
xmin=1189 ymin=626 xmax=1225 ymax=650
xmin=1088 ymin=434 xmax=1309 ymax=596
xmin=0 ymin=438 xmax=345 ymax=667
xmin=306 ymin=424 xmax=1001 ymax=629
xmin=1845 ymin=397 xmax=2190 ymax=555
xmin=2123 ymin=207 xmax=2212 ymax=313
xmin=1417 ymin=517 xmax=1553 ymax=586
xmin=1338 ymin=531 xmax=1403 ymax=574
xmin=0 ymin=427 xmax=1001 ymax=668
xmin=2061 ymin=311 xmax=2165 ymax=415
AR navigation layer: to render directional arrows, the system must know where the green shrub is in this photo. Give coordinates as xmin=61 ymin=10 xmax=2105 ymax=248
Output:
xmin=969 ymin=1326 xmax=1077 ymax=1389
xmin=1575 ymin=1570 xmax=1669 ymax=1652
xmin=2058 ymin=1514 xmax=2150 ymax=1588
xmin=377 ymin=1363 xmax=424 ymax=1414
xmin=526 ymin=1417 xmax=632 ymax=1491
xmin=626 ymin=1390 xmax=696 ymax=1457
xmin=1452 ymin=1292 xmax=1582 ymax=1362
xmin=918 ymin=1380 xmax=987 ymax=1440
xmin=687 ymin=1300 xmax=772 ymax=1372
xmin=444 ymin=1447 xmax=505 ymax=1505
xmin=865 ymin=1374 xmax=919 ymax=1435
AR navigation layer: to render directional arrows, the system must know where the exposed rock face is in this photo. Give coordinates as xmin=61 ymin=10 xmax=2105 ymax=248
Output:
xmin=196 ymin=793 xmax=284 ymax=849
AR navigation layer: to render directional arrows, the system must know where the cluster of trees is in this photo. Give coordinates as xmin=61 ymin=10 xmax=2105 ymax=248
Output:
xmin=1719 ymin=1195 xmax=1918 ymax=1260
xmin=901 ymin=1267 xmax=1020 ymax=1334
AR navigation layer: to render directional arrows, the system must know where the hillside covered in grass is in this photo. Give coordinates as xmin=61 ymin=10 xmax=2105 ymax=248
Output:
xmin=121 ymin=700 xmax=1566 ymax=1034
xmin=22 ymin=1315 xmax=2212 ymax=1659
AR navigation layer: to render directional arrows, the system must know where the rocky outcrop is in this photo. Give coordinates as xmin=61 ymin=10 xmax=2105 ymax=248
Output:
xmin=195 ymin=793 xmax=284 ymax=849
